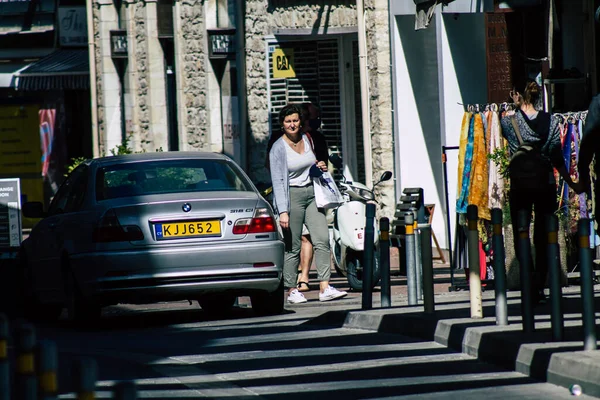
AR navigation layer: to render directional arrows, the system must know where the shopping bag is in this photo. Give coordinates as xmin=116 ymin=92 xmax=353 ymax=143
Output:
xmin=312 ymin=171 xmax=344 ymax=209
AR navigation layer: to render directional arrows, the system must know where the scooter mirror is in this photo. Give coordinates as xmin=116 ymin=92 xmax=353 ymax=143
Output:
xmin=380 ymin=171 xmax=393 ymax=182
xmin=329 ymin=154 xmax=343 ymax=169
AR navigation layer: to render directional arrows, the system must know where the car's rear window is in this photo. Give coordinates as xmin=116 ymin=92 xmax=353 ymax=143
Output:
xmin=96 ymin=159 xmax=253 ymax=200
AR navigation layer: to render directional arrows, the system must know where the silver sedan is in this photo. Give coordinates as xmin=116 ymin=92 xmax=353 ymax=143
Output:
xmin=19 ymin=152 xmax=284 ymax=322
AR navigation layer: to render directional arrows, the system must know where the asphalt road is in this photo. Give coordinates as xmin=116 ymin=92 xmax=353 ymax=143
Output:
xmin=4 ymin=300 xmax=591 ymax=399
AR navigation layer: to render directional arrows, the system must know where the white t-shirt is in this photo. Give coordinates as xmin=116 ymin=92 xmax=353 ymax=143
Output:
xmin=285 ymin=136 xmax=316 ymax=187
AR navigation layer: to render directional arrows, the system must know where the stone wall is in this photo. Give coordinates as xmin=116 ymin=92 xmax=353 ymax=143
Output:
xmin=91 ymin=1 xmax=105 ymax=157
xmin=177 ymin=0 xmax=209 ymax=151
xmin=365 ymin=0 xmax=394 ymax=218
xmin=131 ymin=1 xmax=151 ymax=150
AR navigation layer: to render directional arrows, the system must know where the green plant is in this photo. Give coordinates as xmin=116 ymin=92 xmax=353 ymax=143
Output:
xmin=487 ymin=147 xmax=510 ymax=179
xmin=109 ymin=134 xmax=133 ymax=156
xmin=64 ymin=156 xmax=86 ymax=177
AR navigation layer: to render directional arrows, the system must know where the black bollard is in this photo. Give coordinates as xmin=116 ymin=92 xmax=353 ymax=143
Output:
xmin=380 ymin=217 xmax=391 ymax=308
xmin=547 ymin=214 xmax=564 ymax=341
xmin=405 ymin=213 xmax=417 ymax=305
xmin=38 ymin=340 xmax=58 ymax=400
xmin=73 ymin=358 xmax=97 ymax=400
xmin=114 ymin=381 xmax=138 ymax=400
xmin=491 ymin=208 xmax=508 ymax=326
xmin=467 ymin=205 xmax=482 ymax=318
xmin=0 ymin=314 xmax=8 ymax=400
xmin=420 ymin=224 xmax=435 ymax=313
xmin=517 ymin=209 xmax=535 ymax=333
xmin=362 ymin=203 xmax=376 ymax=310
xmin=578 ymin=219 xmax=596 ymax=350
xmin=15 ymin=322 xmax=37 ymax=400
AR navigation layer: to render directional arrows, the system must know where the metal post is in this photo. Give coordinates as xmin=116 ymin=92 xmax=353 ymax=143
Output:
xmin=74 ymin=358 xmax=97 ymax=400
xmin=420 ymin=224 xmax=435 ymax=313
xmin=405 ymin=213 xmax=417 ymax=305
xmin=114 ymin=381 xmax=138 ymax=400
xmin=380 ymin=217 xmax=391 ymax=308
xmin=491 ymin=208 xmax=508 ymax=326
xmin=15 ymin=322 xmax=37 ymax=400
xmin=578 ymin=219 xmax=597 ymax=350
xmin=517 ymin=209 xmax=535 ymax=333
xmin=38 ymin=340 xmax=58 ymax=400
xmin=412 ymin=209 xmax=423 ymax=301
xmin=0 ymin=314 xmax=8 ymax=400
xmin=362 ymin=203 xmax=376 ymax=310
xmin=467 ymin=205 xmax=482 ymax=318
xmin=547 ymin=214 xmax=564 ymax=341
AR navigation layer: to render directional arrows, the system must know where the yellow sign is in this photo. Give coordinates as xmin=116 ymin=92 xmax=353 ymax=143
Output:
xmin=273 ymin=48 xmax=295 ymax=79
xmin=0 ymin=106 xmax=44 ymax=228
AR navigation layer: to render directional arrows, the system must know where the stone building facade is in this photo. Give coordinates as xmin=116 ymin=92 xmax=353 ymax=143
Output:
xmin=244 ymin=0 xmax=395 ymax=217
xmin=89 ymin=0 xmax=395 ymax=215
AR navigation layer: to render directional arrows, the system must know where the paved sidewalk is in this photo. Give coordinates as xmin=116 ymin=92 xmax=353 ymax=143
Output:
xmin=304 ymin=282 xmax=600 ymax=398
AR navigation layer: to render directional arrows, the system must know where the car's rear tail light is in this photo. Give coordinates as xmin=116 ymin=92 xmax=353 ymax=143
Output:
xmin=232 ymin=207 xmax=276 ymax=234
xmin=93 ymin=209 xmax=144 ymax=242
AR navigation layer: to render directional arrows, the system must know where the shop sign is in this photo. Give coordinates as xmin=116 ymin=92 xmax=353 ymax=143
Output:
xmin=485 ymin=13 xmax=512 ymax=103
xmin=58 ymin=7 xmax=87 ymax=47
xmin=110 ymin=30 xmax=128 ymax=59
xmin=272 ymin=48 xmax=295 ymax=79
xmin=207 ymin=28 xmax=236 ymax=60
xmin=0 ymin=178 xmax=22 ymax=252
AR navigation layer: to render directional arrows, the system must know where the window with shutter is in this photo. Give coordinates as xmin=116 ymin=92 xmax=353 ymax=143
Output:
xmin=267 ymin=39 xmax=359 ymax=182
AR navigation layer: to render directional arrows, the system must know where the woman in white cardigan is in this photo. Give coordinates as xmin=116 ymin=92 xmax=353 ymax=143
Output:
xmin=269 ymin=103 xmax=347 ymax=304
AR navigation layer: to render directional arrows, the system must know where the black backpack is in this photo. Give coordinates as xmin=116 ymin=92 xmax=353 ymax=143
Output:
xmin=508 ymin=117 xmax=550 ymax=191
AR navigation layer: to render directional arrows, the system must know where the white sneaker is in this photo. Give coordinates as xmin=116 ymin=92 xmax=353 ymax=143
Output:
xmin=319 ymin=285 xmax=348 ymax=302
xmin=287 ymin=289 xmax=308 ymax=304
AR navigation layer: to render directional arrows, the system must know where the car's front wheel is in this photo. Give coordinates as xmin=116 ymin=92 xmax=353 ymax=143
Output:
xmin=18 ymin=250 xmax=62 ymax=321
xmin=197 ymin=293 xmax=237 ymax=316
xmin=64 ymin=264 xmax=101 ymax=324
xmin=250 ymin=280 xmax=284 ymax=316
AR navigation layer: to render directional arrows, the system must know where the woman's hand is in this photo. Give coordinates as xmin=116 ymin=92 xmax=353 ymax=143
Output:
xmin=279 ymin=212 xmax=290 ymax=230
xmin=316 ymin=161 xmax=328 ymax=172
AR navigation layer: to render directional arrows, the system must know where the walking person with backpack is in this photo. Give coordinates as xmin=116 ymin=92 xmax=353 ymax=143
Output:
xmin=501 ymin=79 xmax=583 ymax=305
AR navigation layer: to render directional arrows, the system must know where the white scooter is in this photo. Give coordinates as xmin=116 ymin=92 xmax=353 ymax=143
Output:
xmin=328 ymin=154 xmax=393 ymax=291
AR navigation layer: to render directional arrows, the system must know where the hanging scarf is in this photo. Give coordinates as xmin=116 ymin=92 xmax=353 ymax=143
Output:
xmin=487 ymin=109 xmax=505 ymax=210
xmin=468 ymin=113 xmax=491 ymax=220
xmin=457 ymin=113 xmax=475 ymax=214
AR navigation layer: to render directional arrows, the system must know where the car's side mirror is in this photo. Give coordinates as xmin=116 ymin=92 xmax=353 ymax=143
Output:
xmin=22 ymin=202 xmax=46 ymax=218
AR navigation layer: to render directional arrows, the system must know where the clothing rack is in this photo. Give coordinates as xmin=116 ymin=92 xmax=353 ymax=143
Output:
xmin=457 ymin=102 xmax=518 ymax=113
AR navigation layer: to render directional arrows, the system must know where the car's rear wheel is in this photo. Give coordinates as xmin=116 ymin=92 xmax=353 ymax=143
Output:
xmin=197 ymin=293 xmax=237 ymax=316
xmin=64 ymin=263 xmax=101 ymax=324
xmin=251 ymin=280 xmax=284 ymax=316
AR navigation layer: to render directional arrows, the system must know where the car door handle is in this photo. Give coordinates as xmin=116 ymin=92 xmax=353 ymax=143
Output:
xmin=48 ymin=221 xmax=59 ymax=229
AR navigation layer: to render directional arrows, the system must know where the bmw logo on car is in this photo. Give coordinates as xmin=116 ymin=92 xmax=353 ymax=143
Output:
xmin=182 ymin=203 xmax=192 ymax=212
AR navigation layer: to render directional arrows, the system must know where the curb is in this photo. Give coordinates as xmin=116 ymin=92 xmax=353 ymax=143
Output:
xmin=306 ymin=295 xmax=600 ymax=397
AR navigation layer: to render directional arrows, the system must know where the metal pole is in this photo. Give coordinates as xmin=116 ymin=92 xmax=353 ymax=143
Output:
xmin=380 ymin=217 xmax=391 ymax=308
xmin=420 ymin=224 xmax=435 ymax=313
xmin=405 ymin=213 xmax=417 ymax=305
xmin=74 ymin=358 xmax=98 ymax=400
xmin=15 ymin=322 xmax=37 ymax=400
xmin=412 ymin=209 xmax=423 ymax=301
xmin=0 ymin=314 xmax=8 ymax=400
xmin=547 ymin=214 xmax=564 ymax=341
xmin=362 ymin=203 xmax=375 ymax=310
xmin=442 ymin=146 xmax=458 ymax=286
xmin=114 ymin=381 xmax=138 ymax=400
xmin=491 ymin=208 xmax=508 ymax=326
xmin=467 ymin=205 xmax=482 ymax=318
xmin=517 ymin=209 xmax=535 ymax=333
xmin=38 ymin=340 xmax=58 ymax=400
xmin=578 ymin=219 xmax=597 ymax=350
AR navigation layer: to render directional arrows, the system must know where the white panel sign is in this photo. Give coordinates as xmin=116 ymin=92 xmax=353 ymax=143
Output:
xmin=0 ymin=178 xmax=22 ymax=252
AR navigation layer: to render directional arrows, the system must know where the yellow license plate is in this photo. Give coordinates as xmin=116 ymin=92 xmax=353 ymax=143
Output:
xmin=155 ymin=220 xmax=221 ymax=240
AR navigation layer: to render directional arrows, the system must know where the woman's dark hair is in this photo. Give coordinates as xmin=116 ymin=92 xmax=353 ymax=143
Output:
xmin=265 ymin=103 xmax=303 ymax=169
xmin=278 ymin=103 xmax=303 ymax=127
xmin=522 ymin=80 xmax=541 ymax=106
